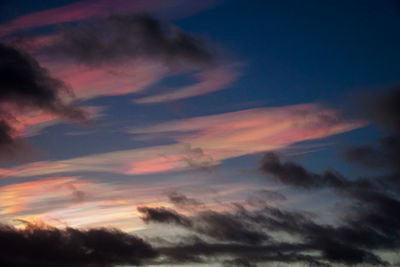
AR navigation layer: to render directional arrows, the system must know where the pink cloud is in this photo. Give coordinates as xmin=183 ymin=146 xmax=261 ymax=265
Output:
xmin=134 ymin=64 xmax=240 ymax=104
xmin=130 ymin=104 xmax=365 ymax=160
xmin=0 ymin=0 xmax=216 ymax=37
xmin=46 ymin=59 xmax=168 ymax=100
xmin=1 ymin=104 xmax=364 ymax=178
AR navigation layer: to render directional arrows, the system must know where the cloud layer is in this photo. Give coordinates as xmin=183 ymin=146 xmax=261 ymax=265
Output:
xmin=0 ymin=223 xmax=157 ymax=267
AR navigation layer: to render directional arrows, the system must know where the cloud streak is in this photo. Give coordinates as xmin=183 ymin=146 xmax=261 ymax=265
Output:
xmin=0 ymin=104 xmax=361 ymax=178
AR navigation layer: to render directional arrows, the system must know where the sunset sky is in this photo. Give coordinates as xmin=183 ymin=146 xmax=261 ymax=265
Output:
xmin=1 ymin=1 xmax=400 ymax=266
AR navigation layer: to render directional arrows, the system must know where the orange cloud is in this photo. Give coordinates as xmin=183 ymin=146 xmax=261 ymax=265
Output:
xmin=0 ymin=177 xmax=83 ymax=216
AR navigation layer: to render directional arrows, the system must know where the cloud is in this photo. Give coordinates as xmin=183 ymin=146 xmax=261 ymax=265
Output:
xmin=0 ymin=0 xmax=217 ymax=38
xmin=130 ymin=104 xmax=363 ymax=161
xmin=0 ymin=223 xmax=157 ymax=267
xmin=168 ymin=191 xmax=203 ymax=208
xmin=138 ymin=193 xmax=390 ymax=266
xmin=134 ymin=64 xmax=239 ymax=103
xmin=52 ymin=14 xmax=213 ymax=68
xmin=0 ymin=43 xmax=86 ymax=156
xmin=0 ymin=43 xmax=84 ymax=119
xmin=137 ymin=206 xmax=192 ymax=227
xmin=356 ymin=87 xmax=400 ymax=133
xmin=0 ymin=177 xmax=90 ymax=217
xmin=342 ymin=135 xmax=400 ymax=170
xmin=260 ymin=152 xmax=346 ymax=189
xmin=256 ymin=88 xmax=400 ymax=266
xmin=0 ymin=104 xmax=362 ymax=178
xmin=137 ymin=205 xmax=270 ymax=245
xmin=19 ymin=13 xmax=237 ymax=105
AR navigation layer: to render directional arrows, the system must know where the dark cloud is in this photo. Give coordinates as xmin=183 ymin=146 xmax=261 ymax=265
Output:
xmin=258 ymin=87 xmax=400 ymax=266
xmin=260 ymin=152 xmax=346 ymax=189
xmin=137 ymin=206 xmax=192 ymax=227
xmin=137 ymin=205 xmax=269 ymax=245
xmin=137 ymin=110 xmax=400 ymax=267
xmin=195 ymin=210 xmax=269 ymax=245
xmin=167 ymin=191 xmax=203 ymax=208
xmin=343 ymin=135 xmax=400 ymax=170
xmin=52 ymin=14 xmax=213 ymax=68
xmin=157 ymin=235 xmax=330 ymax=266
xmin=358 ymin=88 xmax=400 ymax=133
xmin=0 ymin=223 xmax=157 ymax=267
xmin=0 ymin=43 xmax=85 ymax=119
xmin=260 ymin=152 xmax=400 ymax=261
xmin=0 ymin=43 xmax=86 ymax=155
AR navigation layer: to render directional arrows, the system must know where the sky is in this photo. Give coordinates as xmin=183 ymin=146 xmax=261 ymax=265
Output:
xmin=0 ymin=0 xmax=400 ymax=266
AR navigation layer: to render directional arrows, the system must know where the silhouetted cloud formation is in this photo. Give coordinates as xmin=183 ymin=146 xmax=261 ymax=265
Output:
xmin=0 ymin=222 xmax=157 ymax=267
xmin=258 ymin=88 xmax=400 ymax=266
xmin=53 ymin=14 xmax=213 ymax=68
xmin=260 ymin=152 xmax=346 ymax=189
xmin=0 ymin=43 xmax=86 ymax=154
xmin=139 ymin=196 xmax=390 ymax=266
xmin=132 ymin=89 xmax=400 ymax=266
xmin=138 ymin=205 xmax=270 ymax=245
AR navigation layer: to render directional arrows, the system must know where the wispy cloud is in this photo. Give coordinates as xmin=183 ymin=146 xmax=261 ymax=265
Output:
xmin=0 ymin=177 xmax=85 ymax=216
xmin=0 ymin=104 xmax=362 ymax=179
xmin=134 ymin=63 xmax=240 ymax=103
xmin=130 ymin=104 xmax=364 ymax=160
